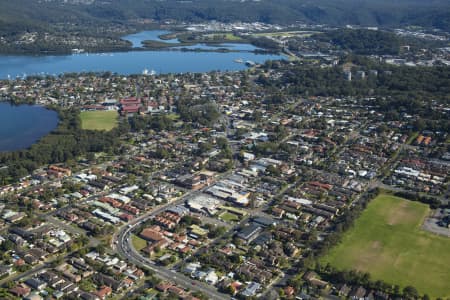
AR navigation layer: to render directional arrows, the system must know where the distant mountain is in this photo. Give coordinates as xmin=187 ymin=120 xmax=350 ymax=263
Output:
xmin=0 ymin=0 xmax=449 ymax=34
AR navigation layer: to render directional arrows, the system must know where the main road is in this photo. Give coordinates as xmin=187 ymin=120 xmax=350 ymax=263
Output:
xmin=112 ymin=192 xmax=231 ymax=300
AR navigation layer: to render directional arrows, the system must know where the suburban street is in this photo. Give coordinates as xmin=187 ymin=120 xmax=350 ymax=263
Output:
xmin=113 ymin=200 xmax=231 ymax=300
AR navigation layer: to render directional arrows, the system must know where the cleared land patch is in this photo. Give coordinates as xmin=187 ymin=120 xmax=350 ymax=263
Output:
xmin=131 ymin=234 xmax=147 ymax=251
xmin=322 ymin=194 xmax=450 ymax=298
xmin=80 ymin=110 xmax=118 ymax=131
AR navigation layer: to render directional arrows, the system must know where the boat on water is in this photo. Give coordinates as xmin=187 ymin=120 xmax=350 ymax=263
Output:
xmin=234 ymin=58 xmax=244 ymax=63
xmin=142 ymin=68 xmax=156 ymax=76
xmin=71 ymin=48 xmax=85 ymax=54
xmin=245 ymin=60 xmax=256 ymax=66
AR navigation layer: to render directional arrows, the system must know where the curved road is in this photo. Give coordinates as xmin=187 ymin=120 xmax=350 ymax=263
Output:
xmin=113 ymin=199 xmax=230 ymax=300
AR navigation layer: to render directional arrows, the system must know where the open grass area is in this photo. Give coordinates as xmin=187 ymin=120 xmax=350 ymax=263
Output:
xmin=253 ymin=31 xmax=319 ymax=38
xmin=166 ymin=113 xmax=180 ymax=121
xmin=322 ymin=194 xmax=450 ymax=298
xmin=222 ymin=33 xmax=243 ymax=41
xmin=204 ymin=33 xmax=244 ymax=41
xmin=80 ymin=110 xmax=118 ymax=131
xmin=131 ymin=234 xmax=147 ymax=251
xmin=220 ymin=205 xmax=248 ymax=216
xmin=219 ymin=211 xmax=240 ymax=222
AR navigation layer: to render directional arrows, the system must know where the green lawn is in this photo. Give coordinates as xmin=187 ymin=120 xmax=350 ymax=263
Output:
xmin=322 ymin=194 xmax=450 ymax=298
xmin=219 ymin=211 xmax=240 ymax=222
xmin=131 ymin=234 xmax=147 ymax=251
xmin=80 ymin=110 xmax=118 ymax=131
xmin=253 ymin=31 xmax=318 ymax=38
xmin=204 ymin=33 xmax=243 ymax=41
xmin=166 ymin=113 xmax=180 ymax=121
xmin=223 ymin=33 xmax=243 ymax=41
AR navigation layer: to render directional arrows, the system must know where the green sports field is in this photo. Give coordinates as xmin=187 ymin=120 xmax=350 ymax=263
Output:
xmin=80 ymin=110 xmax=118 ymax=131
xmin=322 ymin=194 xmax=450 ymax=298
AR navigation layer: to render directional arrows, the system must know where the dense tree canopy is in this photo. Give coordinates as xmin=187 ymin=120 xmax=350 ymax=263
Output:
xmin=0 ymin=107 xmax=125 ymax=183
xmin=260 ymin=59 xmax=450 ymax=132
xmin=316 ymin=29 xmax=402 ymax=55
xmin=177 ymin=99 xmax=221 ymax=127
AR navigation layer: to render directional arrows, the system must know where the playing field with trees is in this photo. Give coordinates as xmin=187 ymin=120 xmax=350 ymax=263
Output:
xmin=322 ymin=194 xmax=450 ymax=298
xmin=80 ymin=110 xmax=118 ymax=131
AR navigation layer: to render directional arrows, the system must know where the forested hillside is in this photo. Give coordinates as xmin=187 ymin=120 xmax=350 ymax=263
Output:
xmin=315 ymin=29 xmax=403 ymax=55
xmin=0 ymin=0 xmax=449 ymax=35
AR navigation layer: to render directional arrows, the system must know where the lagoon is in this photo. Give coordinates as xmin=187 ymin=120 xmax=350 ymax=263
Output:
xmin=0 ymin=50 xmax=281 ymax=79
xmin=0 ymin=30 xmax=283 ymax=79
xmin=0 ymin=103 xmax=59 ymax=152
xmin=123 ymin=30 xmax=180 ymax=47
xmin=123 ymin=30 xmax=261 ymax=51
xmin=0 ymin=30 xmax=282 ymax=151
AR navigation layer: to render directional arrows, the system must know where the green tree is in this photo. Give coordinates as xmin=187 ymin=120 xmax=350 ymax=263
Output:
xmin=403 ymin=286 xmax=419 ymax=299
